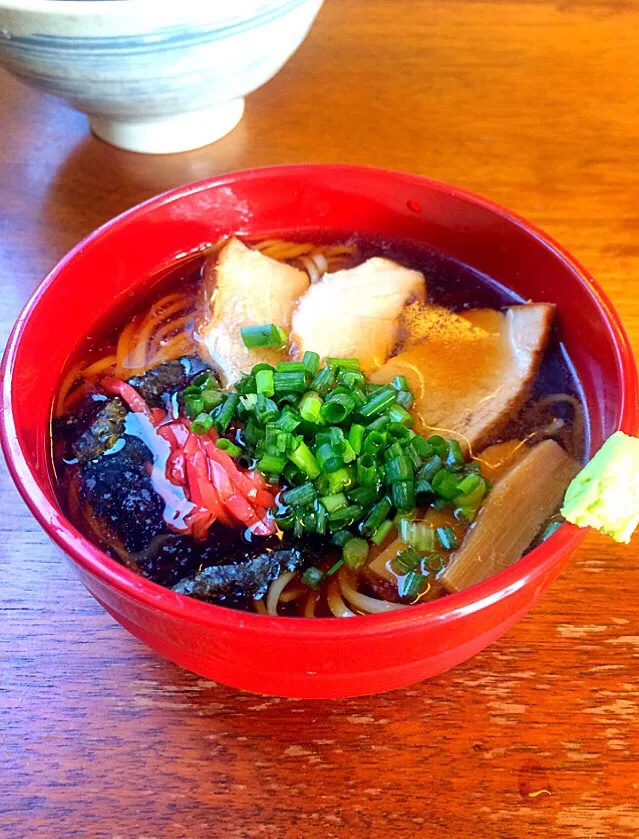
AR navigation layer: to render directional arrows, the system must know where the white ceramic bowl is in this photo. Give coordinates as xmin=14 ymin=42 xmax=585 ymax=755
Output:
xmin=0 ymin=0 xmax=323 ymax=154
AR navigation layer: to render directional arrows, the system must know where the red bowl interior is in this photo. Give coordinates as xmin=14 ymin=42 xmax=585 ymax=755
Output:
xmin=2 ymin=164 xmax=637 ymax=698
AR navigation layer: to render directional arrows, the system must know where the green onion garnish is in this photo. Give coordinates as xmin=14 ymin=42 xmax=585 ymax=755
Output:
xmin=387 ymin=404 xmax=414 ymax=427
xmin=359 ymin=386 xmax=397 ymax=418
xmin=347 ymin=485 xmax=379 ymax=508
xmin=401 ymin=570 xmax=428 ymax=600
xmin=254 ymin=394 xmax=279 ymax=425
xmin=360 ymin=495 xmax=392 ymax=535
xmin=274 ymin=406 xmax=301 ymax=433
xmin=393 ymin=546 xmax=422 ymax=574
xmin=202 ymin=388 xmax=225 ymax=412
xmin=282 ymin=482 xmax=317 ymax=507
xmin=310 ymin=365 xmax=335 ymax=396
xmin=328 ymin=504 xmax=365 ymax=526
xmin=214 ymin=393 xmax=240 ymax=432
xmin=391 ymin=375 xmax=409 ymax=391
xmin=428 ymin=435 xmax=448 ymax=457
xmin=177 ymin=335 xmax=493 ymax=582
xmin=396 ymin=390 xmax=415 ymax=409
xmin=326 ymin=357 xmax=360 ymax=370
xmin=184 ymin=394 xmax=204 ymax=419
xmin=342 ymin=537 xmax=369 ymax=569
xmin=327 ymin=557 xmax=346 ymax=574
xmin=456 ymin=473 xmax=482 ymax=496
xmin=316 ymin=442 xmax=344 ymax=474
xmin=302 ymin=567 xmax=325 ymax=589
xmin=255 ymin=368 xmax=275 ymax=397
xmin=275 ymin=512 xmax=295 ymax=531
xmin=356 ymin=453 xmax=378 ymax=487
xmin=446 ymin=440 xmax=465 ymax=470
xmin=371 ymin=519 xmax=394 ymax=546
xmin=419 ymin=455 xmax=443 ymax=482
xmin=327 ymin=466 xmax=355 ymax=494
xmin=303 ymin=351 xmax=320 ymax=377
xmin=432 ymin=468 xmax=460 ymax=501
xmin=348 ymin=423 xmax=365 ymax=455
xmin=362 ymin=430 xmax=387 ymax=456
xmin=257 ymin=453 xmax=288 ymax=475
xmin=392 ymin=479 xmax=416 ymax=513
xmin=321 ymin=391 xmax=356 ymax=423
xmin=436 ymin=526 xmax=458 ymax=551
xmin=191 ymin=412 xmax=214 ymax=435
xmin=240 ymin=324 xmax=287 ymax=349
xmin=398 ymin=519 xmax=435 ymax=552
xmin=288 ymin=438 xmax=321 ymax=479
xmin=216 ymin=438 xmax=242 ymax=457
xmin=273 ymin=371 xmax=307 ymax=394
xmin=385 ymin=455 xmax=413 ymax=483
xmin=315 ymin=499 xmax=328 ymax=535
xmin=320 ymin=492 xmax=348 ymax=513
xmin=299 ymin=391 xmax=323 ymax=423
xmin=425 ymin=553 xmax=446 ymax=573
xmin=366 ymin=415 xmax=390 ymax=433
xmin=192 ymin=371 xmax=216 ymax=389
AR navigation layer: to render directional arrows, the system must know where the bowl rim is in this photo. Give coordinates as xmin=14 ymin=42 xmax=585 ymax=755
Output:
xmin=2 ymin=163 xmax=637 ymax=639
xmin=0 ymin=0 xmax=302 ymax=16
xmin=0 ymin=0 xmax=151 ymax=15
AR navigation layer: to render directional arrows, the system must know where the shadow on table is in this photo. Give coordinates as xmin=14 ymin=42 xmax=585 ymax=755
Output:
xmin=40 ymin=119 xmax=250 ymax=247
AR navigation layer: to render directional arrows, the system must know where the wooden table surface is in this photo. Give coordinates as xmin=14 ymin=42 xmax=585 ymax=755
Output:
xmin=2 ymin=1 xmax=639 ymax=836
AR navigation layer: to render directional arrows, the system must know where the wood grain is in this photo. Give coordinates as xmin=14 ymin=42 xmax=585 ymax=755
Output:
xmin=1 ymin=1 xmax=639 ymax=836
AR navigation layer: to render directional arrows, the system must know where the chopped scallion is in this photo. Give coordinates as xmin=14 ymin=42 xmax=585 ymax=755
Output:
xmin=401 ymin=570 xmax=428 ymax=600
xmin=327 ymin=357 xmax=360 ymax=370
xmin=214 ymin=393 xmax=240 ymax=432
xmin=432 ymin=468 xmax=460 ymax=501
xmin=202 ymin=389 xmax=225 ymax=412
xmin=393 ymin=546 xmax=422 ymax=574
xmin=273 ymin=371 xmax=307 ymax=394
xmin=191 ymin=412 xmax=214 ymax=435
xmin=371 ymin=519 xmax=394 ymax=546
xmin=254 ymin=394 xmax=279 ymax=425
xmin=348 ymin=424 xmax=365 ymax=455
xmin=299 ymin=391 xmax=323 ymax=423
xmin=302 ymin=566 xmax=325 ymax=589
xmin=255 ymin=368 xmax=274 ymax=397
xmin=184 ymin=394 xmax=204 ymax=419
xmin=320 ymin=492 xmax=348 ymax=513
xmin=240 ymin=324 xmax=286 ymax=349
xmin=257 ymin=453 xmax=288 ymax=475
xmin=288 ymin=438 xmax=321 ymax=479
xmin=387 ymin=404 xmax=414 ymax=427
xmin=310 ymin=365 xmax=335 ymax=396
xmin=216 ymin=438 xmax=242 ymax=457
xmin=302 ymin=351 xmax=320 ymax=377
xmin=327 ymin=557 xmax=346 ymax=573
xmin=283 ymin=482 xmax=317 ymax=507
xmin=359 ymin=386 xmax=397 ymax=418
xmin=356 ymin=453 xmax=378 ymax=487
xmin=436 ymin=526 xmax=458 ymax=551
xmin=392 ymin=479 xmax=416 ymax=513
xmin=342 ymin=537 xmax=369 ymax=569
xmin=360 ymin=496 xmax=392 ymax=535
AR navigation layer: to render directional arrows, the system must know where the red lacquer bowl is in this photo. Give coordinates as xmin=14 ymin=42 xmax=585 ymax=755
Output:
xmin=2 ymin=165 xmax=637 ymax=698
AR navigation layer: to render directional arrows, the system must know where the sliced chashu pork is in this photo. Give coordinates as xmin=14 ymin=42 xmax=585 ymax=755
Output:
xmin=291 ymin=258 xmax=426 ymax=373
xmin=199 ymin=237 xmax=309 ymax=385
xmin=369 ymin=303 xmax=555 ymax=454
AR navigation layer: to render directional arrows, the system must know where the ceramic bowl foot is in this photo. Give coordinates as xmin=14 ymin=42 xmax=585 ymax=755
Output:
xmin=88 ymin=98 xmax=245 ymax=154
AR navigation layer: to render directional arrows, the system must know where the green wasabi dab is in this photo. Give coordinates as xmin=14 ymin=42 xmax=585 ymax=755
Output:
xmin=562 ymin=431 xmax=639 ymax=543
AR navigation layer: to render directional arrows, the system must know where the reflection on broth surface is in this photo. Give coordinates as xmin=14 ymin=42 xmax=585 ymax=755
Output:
xmin=52 ymin=233 xmax=585 ymax=617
